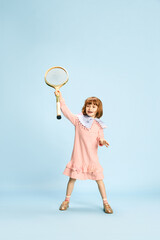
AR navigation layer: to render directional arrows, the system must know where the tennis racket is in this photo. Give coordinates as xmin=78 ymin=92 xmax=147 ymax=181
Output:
xmin=44 ymin=66 xmax=69 ymax=119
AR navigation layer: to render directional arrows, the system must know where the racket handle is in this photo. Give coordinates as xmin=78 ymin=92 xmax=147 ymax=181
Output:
xmin=56 ymin=96 xmax=61 ymax=120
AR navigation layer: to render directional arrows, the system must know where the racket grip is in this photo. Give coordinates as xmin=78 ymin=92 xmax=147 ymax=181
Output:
xmin=56 ymin=98 xmax=61 ymax=120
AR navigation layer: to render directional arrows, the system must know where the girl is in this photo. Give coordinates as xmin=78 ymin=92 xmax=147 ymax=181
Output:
xmin=54 ymin=90 xmax=113 ymax=214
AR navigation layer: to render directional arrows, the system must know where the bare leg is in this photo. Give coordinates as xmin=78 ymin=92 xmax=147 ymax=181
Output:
xmin=66 ymin=177 xmax=76 ymax=196
xmin=59 ymin=177 xmax=77 ymax=210
xmin=96 ymin=179 xmax=108 ymax=203
xmin=96 ymin=180 xmax=113 ymax=213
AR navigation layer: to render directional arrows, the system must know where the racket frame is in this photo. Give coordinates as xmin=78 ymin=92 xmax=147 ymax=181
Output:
xmin=44 ymin=66 xmax=69 ymax=120
xmin=44 ymin=66 xmax=69 ymax=89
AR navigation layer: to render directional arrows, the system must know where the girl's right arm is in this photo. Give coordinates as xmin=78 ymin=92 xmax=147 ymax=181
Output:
xmin=54 ymin=90 xmax=77 ymax=126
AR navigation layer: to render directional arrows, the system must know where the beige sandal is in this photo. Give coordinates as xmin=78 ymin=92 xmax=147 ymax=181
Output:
xmin=59 ymin=200 xmax=69 ymax=211
xmin=103 ymin=203 xmax=113 ymax=214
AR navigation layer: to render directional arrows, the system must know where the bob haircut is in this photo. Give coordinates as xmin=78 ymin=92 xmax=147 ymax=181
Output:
xmin=82 ymin=97 xmax=103 ymax=118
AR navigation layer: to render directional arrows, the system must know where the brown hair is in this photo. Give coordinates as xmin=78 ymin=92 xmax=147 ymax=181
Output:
xmin=82 ymin=97 xmax=103 ymax=118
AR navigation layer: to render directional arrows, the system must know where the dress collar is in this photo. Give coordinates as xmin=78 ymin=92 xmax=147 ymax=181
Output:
xmin=76 ymin=113 xmax=107 ymax=129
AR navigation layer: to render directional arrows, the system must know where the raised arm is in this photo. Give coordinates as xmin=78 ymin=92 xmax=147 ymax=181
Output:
xmin=55 ymin=90 xmax=77 ymax=126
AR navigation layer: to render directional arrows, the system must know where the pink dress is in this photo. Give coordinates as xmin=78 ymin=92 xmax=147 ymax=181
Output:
xmin=60 ymin=96 xmax=106 ymax=180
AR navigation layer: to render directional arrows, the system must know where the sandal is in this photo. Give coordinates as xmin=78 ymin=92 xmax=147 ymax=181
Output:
xmin=59 ymin=200 xmax=69 ymax=211
xmin=103 ymin=203 xmax=113 ymax=214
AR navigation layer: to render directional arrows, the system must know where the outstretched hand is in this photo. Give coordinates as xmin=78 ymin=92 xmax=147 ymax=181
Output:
xmin=54 ymin=90 xmax=62 ymax=98
xmin=99 ymin=139 xmax=109 ymax=147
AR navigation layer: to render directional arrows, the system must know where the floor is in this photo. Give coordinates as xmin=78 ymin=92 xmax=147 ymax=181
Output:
xmin=0 ymin=191 xmax=160 ymax=240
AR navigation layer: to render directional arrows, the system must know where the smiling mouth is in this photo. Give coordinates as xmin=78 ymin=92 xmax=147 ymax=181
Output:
xmin=88 ymin=111 xmax=93 ymax=113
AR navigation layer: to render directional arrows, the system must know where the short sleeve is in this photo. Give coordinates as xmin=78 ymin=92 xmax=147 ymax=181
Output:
xmin=59 ymin=97 xmax=77 ymax=126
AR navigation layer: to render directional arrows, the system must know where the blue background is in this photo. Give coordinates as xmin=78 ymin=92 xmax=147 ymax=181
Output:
xmin=1 ymin=0 xmax=160 ymax=239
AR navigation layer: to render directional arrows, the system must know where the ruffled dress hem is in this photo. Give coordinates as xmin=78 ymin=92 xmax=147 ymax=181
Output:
xmin=63 ymin=168 xmax=104 ymax=180
xmin=63 ymin=161 xmax=104 ymax=180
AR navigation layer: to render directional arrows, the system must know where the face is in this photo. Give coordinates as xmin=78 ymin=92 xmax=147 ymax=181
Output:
xmin=86 ymin=103 xmax=98 ymax=118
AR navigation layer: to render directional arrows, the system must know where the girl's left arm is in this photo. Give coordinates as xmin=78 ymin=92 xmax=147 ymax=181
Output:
xmin=98 ymin=127 xmax=109 ymax=147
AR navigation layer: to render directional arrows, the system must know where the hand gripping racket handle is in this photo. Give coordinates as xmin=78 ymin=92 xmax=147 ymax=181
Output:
xmin=56 ymin=95 xmax=61 ymax=119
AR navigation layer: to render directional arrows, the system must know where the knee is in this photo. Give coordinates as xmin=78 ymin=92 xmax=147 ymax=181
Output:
xmin=96 ymin=179 xmax=103 ymax=184
xmin=69 ymin=177 xmax=76 ymax=182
